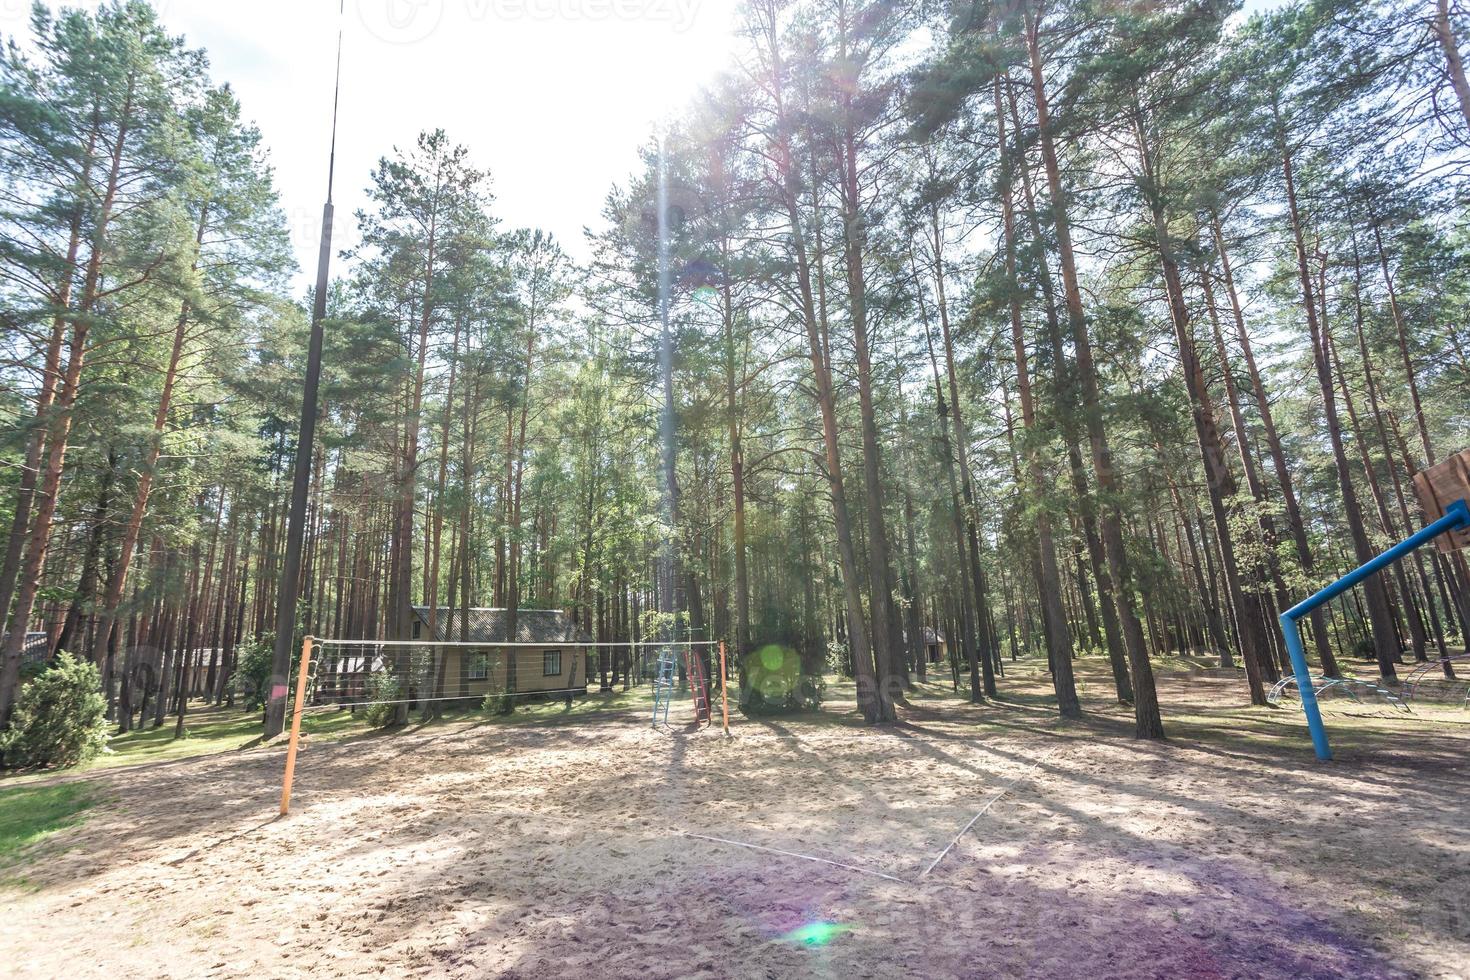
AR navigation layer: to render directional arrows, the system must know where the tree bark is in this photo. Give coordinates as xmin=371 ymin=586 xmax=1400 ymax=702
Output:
xmin=1024 ymin=14 xmax=1143 ymax=717
xmin=1209 ymin=215 xmax=1339 ymax=677
xmin=993 ymin=76 xmax=1078 ymax=711
xmin=1277 ymin=121 xmax=1399 ymax=677
xmin=89 ymin=203 xmax=211 ymax=673
xmin=1433 ymin=0 xmax=1470 ymax=132
xmin=1131 ymin=104 xmax=1245 ymax=719
xmin=0 ymin=75 xmax=137 ymax=725
xmin=928 ymin=202 xmax=999 ymax=701
xmin=752 ymin=0 xmax=884 ymax=722
xmin=834 ymin=17 xmax=905 ymax=709
xmin=1004 ymin=78 xmax=1131 ymax=698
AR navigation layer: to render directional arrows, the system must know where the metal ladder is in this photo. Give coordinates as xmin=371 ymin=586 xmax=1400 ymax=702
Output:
xmin=651 ymin=647 xmax=679 ymax=726
xmin=651 ymin=646 xmax=711 ymax=728
xmin=684 ymin=647 xmax=710 ymax=726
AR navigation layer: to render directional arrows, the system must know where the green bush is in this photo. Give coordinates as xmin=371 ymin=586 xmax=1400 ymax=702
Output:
xmin=360 ymin=673 xmax=402 ymax=728
xmin=235 ymin=635 xmax=275 ymax=710
xmin=481 ymin=687 xmax=513 ymax=716
xmin=0 ymin=652 xmax=109 ymax=769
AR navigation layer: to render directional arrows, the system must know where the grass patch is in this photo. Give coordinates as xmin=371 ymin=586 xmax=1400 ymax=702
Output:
xmin=0 ymin=655 xmax=1445 ymax=789
xmin=0 ymin=703 xmax=366 ymax=787
xmin=0 ymin=783 xmax=94 ymax=866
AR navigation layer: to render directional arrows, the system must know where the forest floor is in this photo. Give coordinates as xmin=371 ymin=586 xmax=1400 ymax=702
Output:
xmin=2 ymin=655 xmax=1468 ymax=979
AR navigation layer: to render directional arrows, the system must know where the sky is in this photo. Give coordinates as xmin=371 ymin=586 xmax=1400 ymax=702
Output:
xmin=9 ymin=1 xmax=1290 ymax=298
xmin=14 ymin=0 xmax=747 ymax=293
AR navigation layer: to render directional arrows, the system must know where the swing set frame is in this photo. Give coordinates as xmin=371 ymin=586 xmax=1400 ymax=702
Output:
xmin=1281 ymin=448 xmax=1470 ymax=762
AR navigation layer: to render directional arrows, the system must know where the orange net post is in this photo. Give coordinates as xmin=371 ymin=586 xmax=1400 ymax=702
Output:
xmin=279 ymin=635 xmax=314 ymax=816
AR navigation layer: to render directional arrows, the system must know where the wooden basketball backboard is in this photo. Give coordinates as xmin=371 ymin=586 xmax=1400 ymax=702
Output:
xmin=1413 ymin=448 xmax=1470 ymax=553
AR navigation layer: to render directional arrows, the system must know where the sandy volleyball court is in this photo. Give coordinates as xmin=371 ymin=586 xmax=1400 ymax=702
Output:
xmin=3 ymin=666 xmax=1469 ymax=979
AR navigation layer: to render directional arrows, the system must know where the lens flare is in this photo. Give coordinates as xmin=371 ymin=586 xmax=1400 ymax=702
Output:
xmin=747 ymin=644 xmax=799 ymax=702
xmin=758 ymin=645 xmax=785 ymax=671
xmin=779 ymin=921 xmax=852 ymax=946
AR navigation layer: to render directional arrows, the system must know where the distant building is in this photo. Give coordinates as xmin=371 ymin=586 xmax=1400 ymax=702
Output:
xmin=921 ymin=628 xmax=947 ymax=664
xmin=310 ymin=608 xmax=595 ymax=707
xmin=22 ymin=632 xmax=48 ymax=666
xmin=409 ymin=606 xmax=593 ymax=701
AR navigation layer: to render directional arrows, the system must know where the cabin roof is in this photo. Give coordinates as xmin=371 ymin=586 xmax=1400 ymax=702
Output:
xmin=410 ymin=607 xmax=592 ymax=645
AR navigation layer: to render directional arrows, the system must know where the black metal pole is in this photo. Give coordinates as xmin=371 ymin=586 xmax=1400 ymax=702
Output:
xmin=657 ymin=139 xmax=675 ymax=628
xmin=265 ymin=10 xmax=342 ymax=737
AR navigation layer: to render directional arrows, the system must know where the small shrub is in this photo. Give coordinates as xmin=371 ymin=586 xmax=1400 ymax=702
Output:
xmin=234 ymin=635 xmax=275 ymax=710
xmin=481 ymin=687 xmax=513 ymax=716
xmin=0 ymin=652 xmax=109 ymax=770
xmin=360 ymin=673 xmax=402 ymax=728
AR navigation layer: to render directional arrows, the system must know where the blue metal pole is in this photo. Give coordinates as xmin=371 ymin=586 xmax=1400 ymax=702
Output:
xmin=1279 ymin=499 xmax=1469 ymax=762
xmin=1284 ymin=501 xmax=1470 ymax=621
xmin=1280 ymin=613 xmax=1332 ymax=761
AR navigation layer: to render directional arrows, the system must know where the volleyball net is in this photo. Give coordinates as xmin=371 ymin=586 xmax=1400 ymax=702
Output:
xmin=278 ymin=636 xmax=730 ymax=814
xmin=294 ymin=637 xmax=723 ymax=709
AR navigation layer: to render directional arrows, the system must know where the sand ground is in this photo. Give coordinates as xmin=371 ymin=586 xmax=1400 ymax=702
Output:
xmin=3 ymin=660 xmax=1469 ymax=979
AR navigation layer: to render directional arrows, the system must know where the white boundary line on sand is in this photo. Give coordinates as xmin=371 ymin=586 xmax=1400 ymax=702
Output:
xmin=681 ymin=831 xmax=910 ymax=884
xmin=682 ymin=744 xmax=1063 ymax=886
xmin=919 ymin=744 xmax=1062 ymax=878
xmin=270 ymin=712 xmax=1063 ymax=885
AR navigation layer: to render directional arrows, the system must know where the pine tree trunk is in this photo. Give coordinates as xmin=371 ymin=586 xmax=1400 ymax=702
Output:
xmin=1277 ymin=126 xmax=1399 ymax=677
xmin=88 ymin=221 xmax=205 ymax=673
xmin=1007 ymin=98 xmax=1130 ymax=694
xmin=753 ymin=1 xmax=883 ymax=722
xmin=1354 ymin=284 xmax=1454 ymax=669
xmin=917 ymin=267 xmax=985 ymax=703
xmin=0 ymin=118 xmax=98 ymax=644
xmin=1209 ymin=215 xmax=1339 ymax=677
xmin=929 ymin=205 xmax=999 ymax=701
xmin=838 ymin=98 xmax=904 ymax=710
xmin=1133 ymin=110 xmax=1252 ymax=716
xmin=53 ymin=452 xmax=117 ymax=659
xmin=1331 ymin=246 xmax=1425 ymax=662
xmin=993 ymin=77 xmax=1082 ymax=712
xmin=426 ymin=311 xmax=461 ymax=715
xmin=720 ymin=239 xmax=752 ymax=677
xmin=1199 ymin=265 xmax=1297 ymax=660
xmin=388 ymin=225 xmax=441 ymax=724
xmin=1024 ymin=17 xmax=1142 ymax=717
xmin=1433 ymin=0 xmax=1470 ymax=132
xmin=0 ymin=77 xmax=137 ymax=725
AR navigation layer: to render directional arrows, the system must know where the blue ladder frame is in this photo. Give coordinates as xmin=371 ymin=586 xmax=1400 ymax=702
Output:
xmin=651 ymin=647 xmax=678 ymax=727
xmin=1280 ymin=498 xmax=1470 ymax=761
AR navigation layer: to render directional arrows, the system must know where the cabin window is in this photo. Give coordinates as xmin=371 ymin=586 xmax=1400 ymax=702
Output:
xmin=412 ymin=620 xmax=421 ymax=639
xmin=468 ymin=654 xmax=488 ymax=680
xmin=543 ymin=649 xmax=562 ymax=677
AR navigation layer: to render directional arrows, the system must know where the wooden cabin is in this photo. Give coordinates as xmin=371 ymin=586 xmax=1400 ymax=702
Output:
xmin=21 ymin=632 xmax=48 ymax=666
xmin=408 ymin=606 xmax=592 ymax=702
xmin=922 ymin=627 xmax=947 ymax=665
